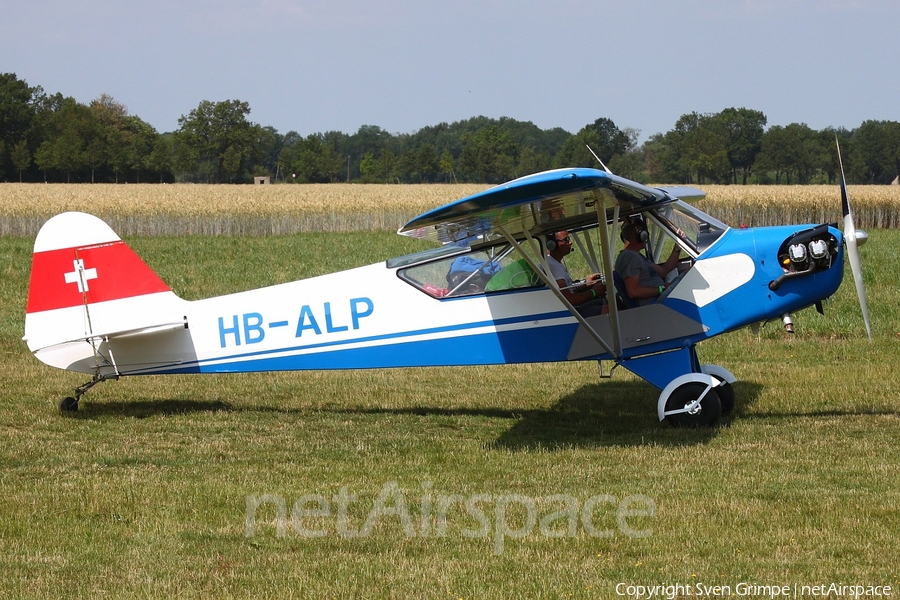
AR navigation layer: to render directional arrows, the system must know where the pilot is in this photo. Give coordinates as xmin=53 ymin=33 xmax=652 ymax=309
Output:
xmin=546 ymin=231 xmax=607 ymax=317
xmin=615 ymin=219 xmax=681 ymax=306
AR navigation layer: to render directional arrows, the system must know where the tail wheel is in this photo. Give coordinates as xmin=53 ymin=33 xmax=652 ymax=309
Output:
xmin=664 ymin=382 xmax=722 ymax=428
xmin=58 ymin=396 xmax=79 ymax=413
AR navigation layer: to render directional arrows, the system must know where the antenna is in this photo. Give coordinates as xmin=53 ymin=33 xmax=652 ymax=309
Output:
xmin=585 ymin=144 xmax=612 ymax=174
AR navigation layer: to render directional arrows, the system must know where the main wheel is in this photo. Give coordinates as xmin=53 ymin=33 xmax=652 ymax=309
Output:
xmin=58 ymin=396 xmax=79 ymax=413
xmin=716 ymin=382 xmax=735 ymax=415
xmin=664 ymin=383 xmax=721 ymax=428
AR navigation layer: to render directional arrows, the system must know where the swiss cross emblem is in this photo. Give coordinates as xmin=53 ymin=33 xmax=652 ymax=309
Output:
xmin=64 ymin=259 xmax=98 ymax=293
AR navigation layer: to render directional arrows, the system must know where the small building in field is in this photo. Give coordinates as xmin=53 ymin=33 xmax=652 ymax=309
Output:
xmin=254 ymin=176 xmax=271 ymax=185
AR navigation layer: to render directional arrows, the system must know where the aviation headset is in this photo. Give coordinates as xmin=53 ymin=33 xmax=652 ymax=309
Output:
xmin=545 ymin=233 xmax=562 ymax=252
xmin=620 ymin=218 xmax=649 ymax=244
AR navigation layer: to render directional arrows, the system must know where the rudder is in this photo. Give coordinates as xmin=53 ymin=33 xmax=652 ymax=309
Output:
xmin=23 ymin=212 xmax=185 ymax=373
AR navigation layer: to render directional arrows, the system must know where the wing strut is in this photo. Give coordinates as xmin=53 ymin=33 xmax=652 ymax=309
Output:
xmin=496 ymin=225 xmax=620 ymax=360
xmin=595 ymin=201 xmax=623 ymax=358
xmin=571 ymin=231 xmax=600 ymax=274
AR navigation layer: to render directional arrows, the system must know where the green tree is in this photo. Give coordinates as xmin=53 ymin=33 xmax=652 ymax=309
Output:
xmin=89 ymin=94 xmax=136 ymax=182
xmin=515 ymin=146 xmax=552 ymax=178
xmin=813 ymin=128 xmax=846 ymax=184
xmin=553 ymin=118 xmax=630 ymax=169
xmin=146 ymin=134 xmax=173 ymax=183
xmin=458 ymin=125 xmax=519 ymax=182
xmin=376 ymin=149 xmax=397 ymax=182
xmin=286 ymin=133 xmax=344 ymax=183
xmin=359 ymin=151 xmax=378 ymax=182
xmin=11 ymin=138 xmax=31 ymax=181
xmin=221 ymin=145 xmax=242 ymax=182
xmin=715 ymin=107 xmax=767 ymax=184
xmin=175 ymin=99 xmax=258 ymax=182
xmin=415 ymin=143 xmax=439 ymax=182
xmin=439 ymin=149 xmax=455 ymax=183
xmin=670 ymin=112 xmax=730 ymax=184
xmin=34 ymin=96 xmax=95 ymax=182
xmin=125 ymin=116 xmax=161 ymax=182
xmin=608 ymin=149 xmax=647 ymax=182
xmin=852 ymin=120 xmax=900 ymax=184
xmin=755 ymin=123 xmax=818 ymax=184
xmin=0 ymin=73 xmax=44 ymax=180
xmin=642 ymin=132 xmax=683 ymax=183
xmin=346 ymin=125 xmax=395 ymax=180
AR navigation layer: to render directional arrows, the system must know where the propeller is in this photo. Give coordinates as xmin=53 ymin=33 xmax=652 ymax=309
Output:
xmin=837 ymin=138 xmax=873 ymax=342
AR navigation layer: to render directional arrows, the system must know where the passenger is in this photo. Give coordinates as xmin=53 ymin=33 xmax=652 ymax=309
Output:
xmin=615 ymin=219 xmax=681 ymax=306
xmin=546 ymin=231 xmax=607 ymax=317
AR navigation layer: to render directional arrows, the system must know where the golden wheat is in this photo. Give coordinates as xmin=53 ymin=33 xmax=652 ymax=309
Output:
xmin=1 ymin=183 xmax=898 ymax=236
xmin=0 ymin=183 xmax=488 ymax=236
xmin=701 ymin=185 xmax=900 ymax=228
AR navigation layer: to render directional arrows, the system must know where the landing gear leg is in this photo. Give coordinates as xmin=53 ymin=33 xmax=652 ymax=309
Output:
xmin=700 ymin=364 xmax=737 ymax=415
xmin=58 ymin=373 xmax=118 ymax=414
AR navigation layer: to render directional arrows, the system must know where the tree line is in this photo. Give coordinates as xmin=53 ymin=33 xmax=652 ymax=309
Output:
xmin=1 ymin=72 xmax=898 ymax=185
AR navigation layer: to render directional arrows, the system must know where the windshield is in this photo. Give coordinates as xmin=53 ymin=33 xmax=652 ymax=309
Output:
xmin=654 ymin=200 xmax=729 ymax=254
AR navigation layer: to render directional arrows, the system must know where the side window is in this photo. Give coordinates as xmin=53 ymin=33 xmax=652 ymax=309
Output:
xmin=483 ymin=255 xmax=543 ymax=293
xmin=399 ymin=249 xmax=504 ymax=298
xmin=398 ymin=244 xmax=545 ymax=298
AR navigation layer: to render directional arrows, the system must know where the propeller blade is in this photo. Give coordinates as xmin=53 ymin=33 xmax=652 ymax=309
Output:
xmin=837 ymin=138 xmax=873 ymax=342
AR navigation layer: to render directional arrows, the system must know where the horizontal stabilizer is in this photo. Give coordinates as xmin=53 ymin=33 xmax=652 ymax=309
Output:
xmin=27 ymin=317 xmax=188 ymax=354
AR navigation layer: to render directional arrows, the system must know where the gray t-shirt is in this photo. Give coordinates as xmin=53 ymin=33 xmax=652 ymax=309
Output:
xmin=546 ymin=255 xmax=573 ymax=288
xmin=615 ymin=249 xmax=663 ymax=305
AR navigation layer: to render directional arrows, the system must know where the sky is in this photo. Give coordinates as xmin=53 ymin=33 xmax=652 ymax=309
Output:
xmin=2 ymin=0 xmax=898 ymax=142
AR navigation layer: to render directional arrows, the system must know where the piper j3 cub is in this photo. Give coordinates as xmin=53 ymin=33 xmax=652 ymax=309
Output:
xmin=24 ymin=157 xmax=871 ymax=426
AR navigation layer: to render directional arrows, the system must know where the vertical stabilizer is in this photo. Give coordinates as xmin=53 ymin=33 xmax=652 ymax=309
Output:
xmin=24 ymin=212 xmax=185 ymax=372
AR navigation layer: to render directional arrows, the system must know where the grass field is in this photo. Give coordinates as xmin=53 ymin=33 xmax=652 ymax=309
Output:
xmin=1 ymin=224 xmax=898 ymax=598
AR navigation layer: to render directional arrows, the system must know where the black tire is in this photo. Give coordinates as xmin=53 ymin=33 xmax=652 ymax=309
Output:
xmin=59 ymin=396 xmax=79 ymax=413
xmin=664 ymin=383 xmax=721 ymax=428
xmin=716 ymin=382 xmax=735 ymax=415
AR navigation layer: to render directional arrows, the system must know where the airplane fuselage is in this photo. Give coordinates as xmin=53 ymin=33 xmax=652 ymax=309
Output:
xmin=40 ymin=223 xmax=843 ymax=379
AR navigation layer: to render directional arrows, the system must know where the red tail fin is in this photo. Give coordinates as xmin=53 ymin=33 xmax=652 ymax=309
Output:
xmin=24 ymin=213 xmax=185 ymax=373
xmin=26 ymin=212 xmax=170 ymax=315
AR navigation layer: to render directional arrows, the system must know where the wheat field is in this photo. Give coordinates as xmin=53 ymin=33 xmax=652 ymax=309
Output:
xmin=1 ymin=183 xmax=898 ymax=236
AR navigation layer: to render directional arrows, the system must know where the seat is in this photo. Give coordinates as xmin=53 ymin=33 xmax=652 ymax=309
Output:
xmin=612 ymin=271 xmax=639 ymax=309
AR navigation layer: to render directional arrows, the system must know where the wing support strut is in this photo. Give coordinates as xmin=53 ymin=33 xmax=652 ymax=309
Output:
xmin=496 ymin=225 xmax=620 ymax=360
xmin=571 ymin=231 xmax=600 ymax=274
xmin=595 ymin=200 xmax=623 ymax=358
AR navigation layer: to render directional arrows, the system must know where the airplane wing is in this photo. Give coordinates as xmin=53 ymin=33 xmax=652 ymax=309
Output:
xmin=399 ymin=168 xmax=702 ymax=244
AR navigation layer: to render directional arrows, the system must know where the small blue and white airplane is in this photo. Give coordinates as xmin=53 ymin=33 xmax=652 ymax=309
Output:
xmin=23 ymin=151 xmax=871 ymax=425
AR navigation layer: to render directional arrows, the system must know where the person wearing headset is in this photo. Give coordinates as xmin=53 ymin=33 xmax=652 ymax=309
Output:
xmin=546 ymin=230 xmax=607 ymax=316
xmin=615 ymin=219 xmax=681 ymax=306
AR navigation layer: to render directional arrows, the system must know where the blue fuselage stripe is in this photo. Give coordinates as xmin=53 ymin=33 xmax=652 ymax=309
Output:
xmin=140 ymin=309 xmax=573 ymax=374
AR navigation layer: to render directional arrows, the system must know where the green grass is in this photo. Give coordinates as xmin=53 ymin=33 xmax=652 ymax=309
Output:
xmin=1 ymin=231 xmax=899 ymax=598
